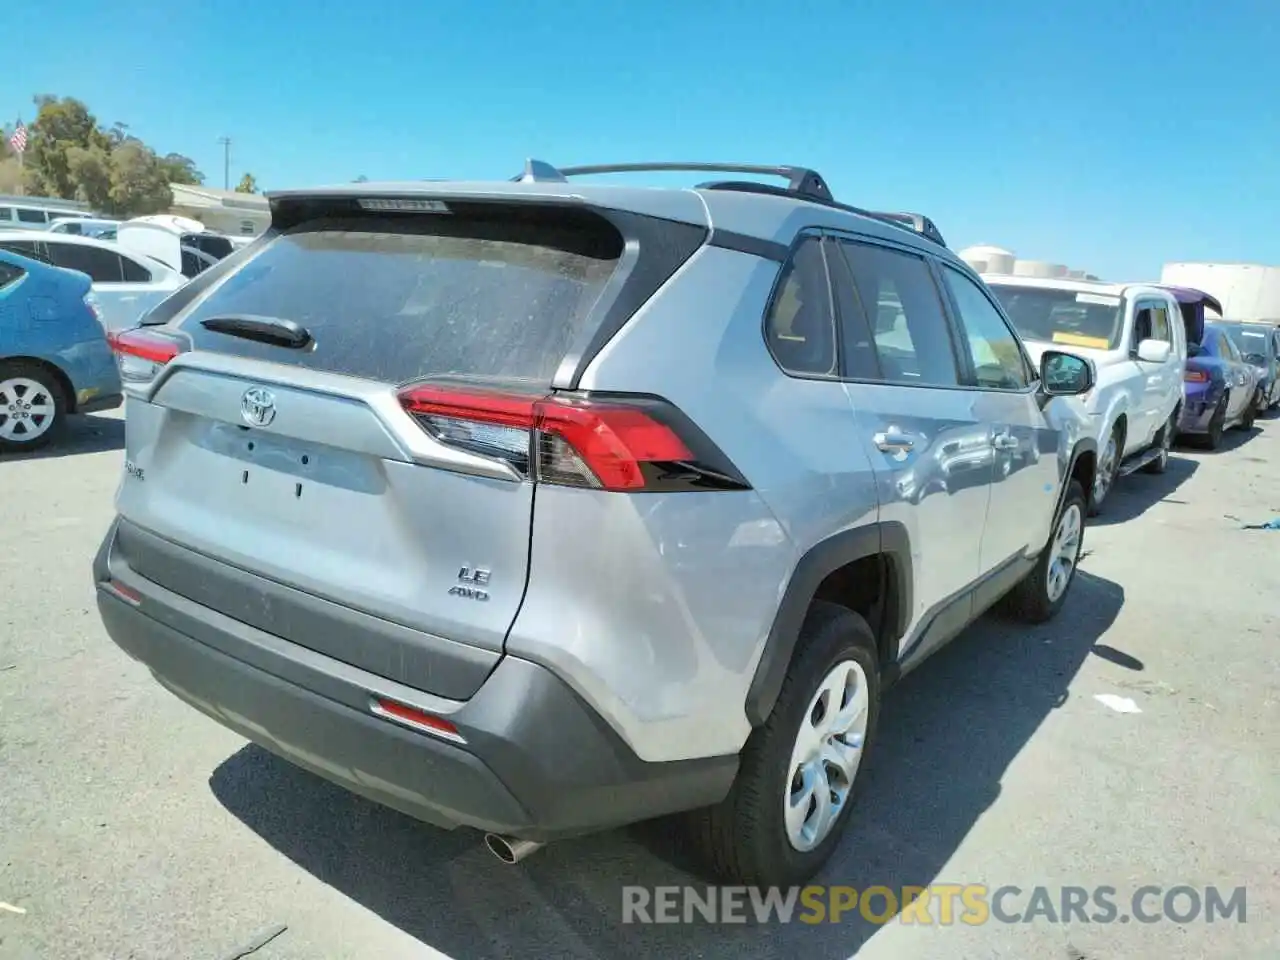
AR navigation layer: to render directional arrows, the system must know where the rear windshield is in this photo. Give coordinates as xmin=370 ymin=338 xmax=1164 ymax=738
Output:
xmin=987 ymin=284 xmax=1124 ymax=350
xmin=176 ymin=209 xmax=623 ymax=385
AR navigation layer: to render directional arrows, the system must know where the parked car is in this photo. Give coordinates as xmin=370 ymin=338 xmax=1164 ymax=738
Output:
xmin=0 ymin=248 xmax=122 ymax=451
xmin=0 ymin=230 xmax=184 ymax=332
xmin=114 ymin=215 xmax=236 ymax=279
xmin=1178 ymin=319 xmax=1262 ymax=447
xmin=982 ymin=275 xmax=1188 ymax=514
xmin=47 ymin=216 xmax=122 ymax=239
xmin=94 ymin=160 xmax=1099 ymax=887
xmin=0 ymin=196 xmax=94 ymax=231
xmin=1215 ymin=320 xmax=1280 ymax=412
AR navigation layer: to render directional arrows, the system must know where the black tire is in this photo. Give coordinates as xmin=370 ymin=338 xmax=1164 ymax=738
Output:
xmin=0 ymin=361 xmax=66 ymax=453
xmin=1142 ymin=408 xmax=1177 ymax=474
xmin=1000 ymin=479 xmax=1087 ymax=624
xmin=685 ymin=601 xmax=880 ymax=887
xmin=1202 ymin=394 xmax=1228 ymax=450
xmin=1088 ymin=423 xmax=1122 ymax=516
xmin=1238 ymin=391 xmax=1259 ymax=431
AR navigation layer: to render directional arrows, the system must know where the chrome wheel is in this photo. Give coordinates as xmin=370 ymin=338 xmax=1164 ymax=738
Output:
xmin=1046 ymin=502 xmax=1083 ymax=603
xmin=1093 ymin=431 xmax=1118 ymax=506
xmin=784 ymin=659 xmax=869 ymax=852
xmin=0 ymin=377 xmax=56 ymax=444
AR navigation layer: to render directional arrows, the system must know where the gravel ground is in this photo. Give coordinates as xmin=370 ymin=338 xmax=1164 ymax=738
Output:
xmin=1 ymin=408 xmax=1277 ymax=959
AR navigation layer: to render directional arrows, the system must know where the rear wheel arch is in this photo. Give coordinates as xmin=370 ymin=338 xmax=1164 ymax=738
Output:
xmin=0 ymin=356 xmax=74 ymax=412
xmin=1109 ymin=413 xmax=1127 ymax=451
xmin=745 ymin=522 xmax=911 ymax=727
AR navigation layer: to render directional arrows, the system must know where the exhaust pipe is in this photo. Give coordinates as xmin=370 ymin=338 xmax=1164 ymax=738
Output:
xmin=484 ymin=833 xmax=544 ymax=864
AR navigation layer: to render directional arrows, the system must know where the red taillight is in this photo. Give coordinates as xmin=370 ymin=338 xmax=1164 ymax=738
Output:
xmin=539 ymin=400 xmax=694 ymax=490
xmin=397 ymin=384 xmax=720 ymax=492
xmin=108 ymin=328 xmax=183 ymax=384
xmin=1184 ymin=368 xmax=1209 ymax=383
xmin=371 ymin=697 xmax=464 ymax=743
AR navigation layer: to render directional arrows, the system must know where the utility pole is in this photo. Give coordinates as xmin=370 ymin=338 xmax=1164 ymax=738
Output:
xmin=217 ymin=136 xmax=231 ymax=190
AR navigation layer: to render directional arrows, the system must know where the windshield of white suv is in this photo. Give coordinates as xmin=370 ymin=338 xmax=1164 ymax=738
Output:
xmin=987 ymin=284 xmax=1124 ymax=350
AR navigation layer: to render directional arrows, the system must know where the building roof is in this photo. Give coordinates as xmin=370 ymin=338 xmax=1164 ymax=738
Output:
xmin=170 ymin=183 xmax=269 ymax=211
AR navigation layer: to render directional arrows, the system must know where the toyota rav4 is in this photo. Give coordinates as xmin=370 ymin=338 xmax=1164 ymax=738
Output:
xmin=95 ymin=160 xmax=1098 ymax=886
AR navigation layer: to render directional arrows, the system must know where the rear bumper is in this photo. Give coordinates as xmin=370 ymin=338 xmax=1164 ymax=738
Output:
xmin=1177 ymin=383 xmax=1221 ymax=434
xmin=80 ymin=392 xmax=123 ymax=414
xmin=94 ymin=519 xmax=736 ymax=840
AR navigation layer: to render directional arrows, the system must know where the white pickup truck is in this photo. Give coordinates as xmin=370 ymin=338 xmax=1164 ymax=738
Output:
xmin=983 ymin=276 xmax=1194 ymax=514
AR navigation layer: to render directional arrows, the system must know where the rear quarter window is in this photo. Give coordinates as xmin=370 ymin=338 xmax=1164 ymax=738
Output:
xmin=175 ymin=209 xmax=624 ymax=386
xmin=0 ymin=262 xmax=24 ymax=290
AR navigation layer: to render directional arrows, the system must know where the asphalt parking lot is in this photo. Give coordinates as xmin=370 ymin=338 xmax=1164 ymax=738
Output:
xmin=1 ymin=409 xmax=1277 ymax=960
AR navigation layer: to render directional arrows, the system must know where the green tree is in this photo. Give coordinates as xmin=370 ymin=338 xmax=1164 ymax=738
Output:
xmin=159 ymin=152 xmax=204 ymax=185
xmin=24 ymin=95 xmax=111 ymax=199
xmin=235 ymin=172 xmax=258 ymax=194
xmin=107 ymin=141 xmax=173 ymax=216
xmin=66 ymin=145 xmax=113 ymax=209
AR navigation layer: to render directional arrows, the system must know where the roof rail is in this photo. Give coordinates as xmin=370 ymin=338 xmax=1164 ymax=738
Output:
xmin=512 ymin=159 xmax=833 ymax=203
xmin=510 ymin=158 xmax=946 ymax=246
xmin=863 ymin=211 xmax=947 ymax=247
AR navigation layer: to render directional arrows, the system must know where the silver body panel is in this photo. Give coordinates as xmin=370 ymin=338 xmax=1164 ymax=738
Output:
xmin=106 ymin=175 xmax=1089 ymax=767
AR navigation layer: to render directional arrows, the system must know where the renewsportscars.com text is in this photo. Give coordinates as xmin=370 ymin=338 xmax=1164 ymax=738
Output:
xmin=621 ymin=884 xmax=1247 ymax=926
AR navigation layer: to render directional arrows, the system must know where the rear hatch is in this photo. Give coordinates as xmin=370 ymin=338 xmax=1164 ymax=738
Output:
xmin=108 ymin=191 xmax=707 ymax=698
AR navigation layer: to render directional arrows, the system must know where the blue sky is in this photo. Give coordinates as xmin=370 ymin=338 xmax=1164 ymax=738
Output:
xmin=7 ymin=0 xmax=1278 ymax=279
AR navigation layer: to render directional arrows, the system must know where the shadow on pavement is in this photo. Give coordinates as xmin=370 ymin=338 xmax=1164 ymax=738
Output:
xmin=209 ymin=570 xmax=1126 ymax=960
xmin=2 ymin=413 xmax=124 ymax=462
xmin=1091 ymin=455 xmax=1197 ymax=527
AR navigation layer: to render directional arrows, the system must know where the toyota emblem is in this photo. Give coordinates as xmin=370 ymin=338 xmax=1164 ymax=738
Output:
xmin=241 ymin=386 xmax=277 ymax=427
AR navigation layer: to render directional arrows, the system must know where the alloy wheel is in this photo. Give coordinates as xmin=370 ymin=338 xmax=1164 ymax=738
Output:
xmin=784 ymin=660 xmax=870 ymax=852
xmin=1046 ymin=502 xmax=1083 ymax=603
xmin=0 ymin=377 xmax=57 ymax=444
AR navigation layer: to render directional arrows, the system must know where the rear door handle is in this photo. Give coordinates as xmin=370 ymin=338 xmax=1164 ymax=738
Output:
xmin=873 ymin=429 xmax=915 ymax=455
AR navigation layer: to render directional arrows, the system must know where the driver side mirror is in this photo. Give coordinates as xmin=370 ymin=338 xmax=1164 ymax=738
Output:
xmin=1136 ymin=339 xmax=1173 ymax=364
xmin=1040 ymin=350 xmax=1095 ymax=396
xmin=1244 ymin=352 xmax=1267 ymax=366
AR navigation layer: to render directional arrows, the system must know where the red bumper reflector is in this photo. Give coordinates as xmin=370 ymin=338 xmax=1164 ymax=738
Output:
xmin=371 ymin=697 xmax=465 ymax=743
xmin=103 ymin=579 xmax=142 ymax=605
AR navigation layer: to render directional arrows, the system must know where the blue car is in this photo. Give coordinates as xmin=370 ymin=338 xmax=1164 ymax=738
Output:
xmin=1177 ymin=320 xmax=1261 ymax=448
xmin=0 ymin=247 xmax=122 ymax=451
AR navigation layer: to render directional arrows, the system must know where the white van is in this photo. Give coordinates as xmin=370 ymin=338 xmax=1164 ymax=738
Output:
xmin=0 ymin=198 xmax=95 ymax=231
xmin=114 ymin=214 xmax=236 ymax=279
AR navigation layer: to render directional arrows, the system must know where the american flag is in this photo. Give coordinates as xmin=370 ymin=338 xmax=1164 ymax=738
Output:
xmin=8 ymin=122 xmax=27 ymax=154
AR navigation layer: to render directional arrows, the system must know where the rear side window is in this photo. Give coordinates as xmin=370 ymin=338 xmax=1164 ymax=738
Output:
xmin=0 ymin=262 xmax=24 ymax=290
xmin=120 ymin=255 xmax=152 ymax=283
xmin=177 ymin=207 xmax=625 ymax=385
xmin=837 ymin=240 xmax=960 ymax=387
xmin=0 ymin=240 xmax=41 ymax=261
xmin=764 ymin=237 xmax=837 ymax=377
xmin=46 ymin=242 xmax=126 ymax=282
xmin=16 ymin=208 xmax=47 ymax=224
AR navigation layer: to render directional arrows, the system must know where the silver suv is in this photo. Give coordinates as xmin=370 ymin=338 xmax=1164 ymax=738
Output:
xmin=94 ymin=161 xmax=1098 ymax=886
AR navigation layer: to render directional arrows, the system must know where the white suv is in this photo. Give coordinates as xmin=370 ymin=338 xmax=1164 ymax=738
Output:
xmin=984 ymin=276 xmax=1186 ymax=513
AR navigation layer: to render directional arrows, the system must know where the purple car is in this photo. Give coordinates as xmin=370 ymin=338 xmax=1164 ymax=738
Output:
xmin=1179 ymin=319 xmax=1262 ymax=448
